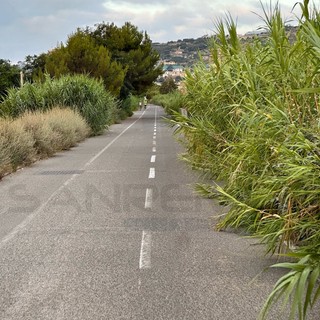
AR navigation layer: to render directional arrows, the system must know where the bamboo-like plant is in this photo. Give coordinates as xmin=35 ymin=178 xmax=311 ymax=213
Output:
xmin=171 ymin=1 xmax=320 ymax=318
xmin=0 ymin=74 xmax=118 ymax=135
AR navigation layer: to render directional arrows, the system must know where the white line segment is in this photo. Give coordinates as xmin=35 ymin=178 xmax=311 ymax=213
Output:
xmin=0 ymin=110 xmax=147 ymax=249
xmin=85 ymin=111 xmax=146 ymax=167
xmin=144 ymin=188 xmax=153 ymax=209
xmin=150 ymin=155 xmax=156 ymax=163
xmin=149 ymin=168 xmax=155 ymax=179
xmin=139 ymin=231 xmax=152 ymax=269
xmin=152 ymin=147 xmax=156 ymax=152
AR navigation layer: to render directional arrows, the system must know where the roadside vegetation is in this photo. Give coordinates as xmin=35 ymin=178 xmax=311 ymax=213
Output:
xmin=0 ymin=107 xmax=90 ymax=179
xmin=169 ymin=1 xmax=320 ymax=319
xmin=0 ymin=21 xmax=162 ymax=179
xmin=1 ymin=75 xmax=118 ymax=135
xmin=151 ymin=77 xmax=184 ymax=115
xmin=151 ymin=91 xmax=184 ymax=115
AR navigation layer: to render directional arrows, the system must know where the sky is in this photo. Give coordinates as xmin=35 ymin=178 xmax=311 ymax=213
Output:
xmin=1 ymin=0 xmax=299 ymax=63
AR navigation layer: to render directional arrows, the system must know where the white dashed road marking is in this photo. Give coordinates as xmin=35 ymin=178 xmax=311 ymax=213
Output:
xmin=139 ymin=231 xmax=152 ymax=269
xmin=148 ymin=168 xmax=155 ymax=179
xmin=145 ymin=188 xmax=153 ymax=209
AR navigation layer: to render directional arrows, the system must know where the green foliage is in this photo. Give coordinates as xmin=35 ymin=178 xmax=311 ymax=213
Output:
xmin=260 ymin=250 xmax=320 ymax=320
xmin=151 ymin=91 xmax=184 ymax=114
xmin=159 ymin=77 xmax=178 ymax=94
xmin=0 ymin=74 xmax=118 ymax=135
xmin=118 ymin=95 xmax=136 ymax=120
xmin=23 ymin=54 xmax=47 ymax=83
xmin=0 ymin=107 xmax=90 ymax=179
xmin=146 ymin=83 xmax=160 ymax=99
xmin=44 ymin=23 xmax=162 ymax=99
xmin=124 ymin=94 xmax=140 ymax=112
xmin=45 ymin=30 xmax=125 ymax=96
xmin=170 ymin=1 xmax=320 ymax=318
xmin=89 ymin=22 xmax=163 ymax=98
xmin=0 ymin=59 xmax=20 ymax=99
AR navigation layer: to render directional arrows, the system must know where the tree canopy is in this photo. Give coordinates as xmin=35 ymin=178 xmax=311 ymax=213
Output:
xmin=88 ymin=22 xmax=163 ymax=98
xmin=23 ymin=54 xmax=46 ymax=82
xmin=45 ymin=30 xmax=125 ymax=97
xmin=160 ymin=76 xmax=178 ymax=94
xmin=0 ymin=59 xmax=20 ymax=99
xmin=43 ymin=22 xmax=162 ymax=98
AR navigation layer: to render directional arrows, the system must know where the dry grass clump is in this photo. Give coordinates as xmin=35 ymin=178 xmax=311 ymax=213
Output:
xmin=0 ymin=119 xmax=35 ymax=177
xmin=40 ymin=107 xmax=90 ymax=150
xmin=0 ymin=107 xmax=90 ymax=179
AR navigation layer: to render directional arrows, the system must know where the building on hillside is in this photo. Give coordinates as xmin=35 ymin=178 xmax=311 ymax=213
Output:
xmin=170 ymin=47 xmax=184 ymax=57
xmin=155 ymin=64 xmax=185 ymax=86
xmin=163 ymin=64 xmax=185 ymax=80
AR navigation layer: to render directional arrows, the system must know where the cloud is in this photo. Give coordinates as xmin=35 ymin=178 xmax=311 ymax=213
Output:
xmin=0 ymin=0 xmax=302 ymax=62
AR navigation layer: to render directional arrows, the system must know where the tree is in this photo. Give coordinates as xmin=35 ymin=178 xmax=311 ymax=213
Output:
xmin=23 ymin=54 xmax=47 ymax=82
xmin=0 ymin=59 xmax=20 ymax=98
xmin=159 ymin=76 xmax=177 ymax=94
xmin=45 ymin=30 xmax=125 ymax=96
xmin=88 ymin=22 xmax=163 ymax=99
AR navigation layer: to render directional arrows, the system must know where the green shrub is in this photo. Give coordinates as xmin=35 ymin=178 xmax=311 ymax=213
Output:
xmin=151 ymin=91 xmax=184 ymax=114
xmin=0 ymin=74 xmax=118 ymax=135
xmin=159 ymin=77 xmax=177 ymax=94
xmin=118 ymin=95 xmax=137 ymax=119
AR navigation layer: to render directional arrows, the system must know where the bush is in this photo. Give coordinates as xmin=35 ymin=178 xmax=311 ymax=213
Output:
xmin=0 ymin=74 xmax=118 ymax=135
xmin=0 ymin=107 xmax=90 ymax=179
xmin=15 ymin=111 xmax=56 ymax=157
xmin=151 ymin=91 xmax=184 ymax=114
xmin=159 ymin=77 xmax=177 ymax=94
xmin=0 ymin=119 xmax=36 ymax=177
xmin=118 ymin=94 xmax=138 ymax=120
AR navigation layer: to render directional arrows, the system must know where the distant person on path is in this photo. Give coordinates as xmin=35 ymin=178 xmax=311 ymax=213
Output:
xmin=139 ymin=101 xmax=142 ymax=110
xmin=144 ymin=96 xmax=147 ymax=109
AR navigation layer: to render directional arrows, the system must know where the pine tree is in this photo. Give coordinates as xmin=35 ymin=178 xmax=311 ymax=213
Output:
xmin=45 ymin=31 xmax=125 ymax=96
xmin=89 ymin=22 xmax=163 ymax=98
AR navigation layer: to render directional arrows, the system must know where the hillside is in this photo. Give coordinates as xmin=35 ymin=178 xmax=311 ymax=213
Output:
xmin=152 ymin=36 xmax=211 ymax=67
xmin=152 ymin=26 xmax=298 ymax=84
xmin=152 ymin=25 xmax=299 ymax=67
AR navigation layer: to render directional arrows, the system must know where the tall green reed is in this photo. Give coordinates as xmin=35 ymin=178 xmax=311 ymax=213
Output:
xmin=172 ymin=1 xmax=320 ymax=318
xmin=0 ymin=74 xmax=118 ymax=135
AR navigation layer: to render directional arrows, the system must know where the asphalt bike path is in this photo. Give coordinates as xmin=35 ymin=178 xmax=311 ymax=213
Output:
xmin=0 ymin=105 xmax=318 ymax=319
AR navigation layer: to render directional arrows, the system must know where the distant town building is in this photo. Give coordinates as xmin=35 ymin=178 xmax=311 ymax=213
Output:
xmin=162 ymin=64 xmax=185 ymax=82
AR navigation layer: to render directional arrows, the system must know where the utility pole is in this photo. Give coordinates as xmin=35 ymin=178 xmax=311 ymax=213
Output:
xmin=20 ymin=71 xmax=24 ymax=87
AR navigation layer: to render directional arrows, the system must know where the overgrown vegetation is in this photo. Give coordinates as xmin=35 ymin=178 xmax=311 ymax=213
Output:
xmin=0 ymin=107 xmax=90 ymax=179
xmin=159 ymin=77 xmax=178 ymax=94
xmin=43 ymin=22 xmax=163 ymax=101
xmin=0 ymin=74 xmax=117 ymax=135
xmin=1 ymin=22 xmax=162 ymax=117
xmin=170 ymin=1 xmax=320 ymax=318
xmin=45 ymin=30 xmax=125 ymax=97
xmin=0 ymin=59 xmax=20 ymax=99
xmin=151 ymin=91 xmax=184 ymax=115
